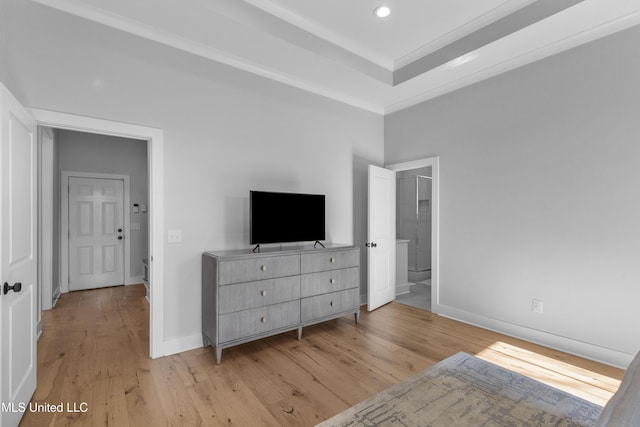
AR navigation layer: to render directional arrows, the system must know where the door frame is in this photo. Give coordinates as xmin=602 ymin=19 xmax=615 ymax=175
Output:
xmin=386 ymin=156 xmax=440 ymax=313
xmin=29 ymin=108 xmax=165 ymax=359
xmin=38 ymin=126 xmax=54 ymax=315
xmin=61 ymin=171 xmax=131 ymax=293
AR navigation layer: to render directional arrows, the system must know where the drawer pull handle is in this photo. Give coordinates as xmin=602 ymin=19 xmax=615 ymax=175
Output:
xmin=261 ymin=265 xmax=267 ymax=272
xmin=261 ymin=290 xmax=267 ymax=296
xmin=330 ymin=301 xmax=335 ymax=307
xmin=261 ymin=316 xmax=267 ymax=323
xmin=329 ymin=278 xmax=335 ymax=284
xmin=330 ymin=257 xmax=335 ymax=263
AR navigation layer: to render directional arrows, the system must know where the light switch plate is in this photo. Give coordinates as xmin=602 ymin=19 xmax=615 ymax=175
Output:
xmin=168 ymin=229 xmax=182 ymax=243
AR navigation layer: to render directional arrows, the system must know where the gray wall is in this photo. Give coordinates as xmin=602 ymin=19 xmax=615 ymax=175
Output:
xmin=385 ymin=24 xmax=640 ymax=363
xmin=1 ymin=1 xmax=383 ymax=345
xmin=0 ymin=0 xmax=6 ymax=84
xmin=57 ymin=130 xmax=149 ymax=280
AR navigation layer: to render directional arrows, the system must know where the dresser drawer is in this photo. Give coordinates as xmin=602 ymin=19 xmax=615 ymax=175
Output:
xmin=218 ymin=254 xmax=300 ymax=285
xmin=300 ymin=267 xmax=359 ymax=298
xmin=219 ymin=276 xmax=300 ymax=314
xmin=301 ymin=288 xmax=359 ymax=322
xmin=301 ymin=249 xmax=359 ymax=273
xmin=218 ymin=300 xmax=300 ymax=343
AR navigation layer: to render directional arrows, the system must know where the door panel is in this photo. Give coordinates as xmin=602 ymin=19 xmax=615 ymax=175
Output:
xmin=1 ymin=84 xmax=37 ymax=427
xmin=367 ymin=165 xmax=396 ymax=311
xmin=68 ymin=177 xmax=124 ymax=291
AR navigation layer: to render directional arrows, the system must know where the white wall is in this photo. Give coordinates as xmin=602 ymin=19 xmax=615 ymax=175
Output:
xmin=385 ymin=25 xmax=640 ymax=366
xmin=1 ymin=1 xmax=383 ymax=346
xmin=57 ymin=130 xmax=148 ymax=281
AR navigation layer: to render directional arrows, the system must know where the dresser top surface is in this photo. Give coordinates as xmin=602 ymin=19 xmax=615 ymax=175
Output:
xmin=204 ymin=243 xmax=357 ymax=260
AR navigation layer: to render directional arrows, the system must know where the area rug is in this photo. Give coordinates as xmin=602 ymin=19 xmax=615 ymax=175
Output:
xmin=316 ymin=352 xmax=602 ymax=427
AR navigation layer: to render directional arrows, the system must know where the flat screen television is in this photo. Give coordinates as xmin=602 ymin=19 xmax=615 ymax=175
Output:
xmin=250 ymin=191 xmax=325 ymax=245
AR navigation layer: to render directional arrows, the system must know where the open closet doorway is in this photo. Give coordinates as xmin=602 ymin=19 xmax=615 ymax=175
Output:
xmin=387 ymin=157 xmax=439 ymax=313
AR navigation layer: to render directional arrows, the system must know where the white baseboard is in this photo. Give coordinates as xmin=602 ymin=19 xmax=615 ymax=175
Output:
xmin=396 ymin=282 xmax=410 ymax=296
xmin=161 ymin=333 xmax=204 ymax=357
xmin=433 ymin=303 xmax=634 ymax=369
xmin=52 ymin=288 xmax=61 ymax=308
xmin=127 ymin=275 xmax=144 ymax=285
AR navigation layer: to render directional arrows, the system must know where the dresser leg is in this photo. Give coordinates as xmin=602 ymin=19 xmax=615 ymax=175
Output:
xmin=297 ymin=326 xmax=303 ymax=340
xmin=354 ymin=310 xmax=360 ymax=324
xmin=215 ymin=347 xmax=222 ymax=364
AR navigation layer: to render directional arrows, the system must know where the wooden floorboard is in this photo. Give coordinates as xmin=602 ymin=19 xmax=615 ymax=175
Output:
xmin=20 ymin=284 xmax=623 ymax=426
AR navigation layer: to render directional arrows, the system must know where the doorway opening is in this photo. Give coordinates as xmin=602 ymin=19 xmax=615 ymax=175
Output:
xmin=395 ymin=168 xmax=432 ymax=311
xmin=387 ymin=157 xmax=439 ymax=314
xmin=33 ymin=109 xmax=165 ymax=358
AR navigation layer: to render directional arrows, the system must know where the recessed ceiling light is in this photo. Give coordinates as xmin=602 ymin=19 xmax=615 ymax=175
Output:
xmin=374 ymin=6 xmax=391 ymax=18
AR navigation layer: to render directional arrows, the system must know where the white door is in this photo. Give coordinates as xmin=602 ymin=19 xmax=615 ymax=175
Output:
xmin=367 ymin=165 xmax=396 ymax=311
xmin=68 ymin=177 xmax=125 ymax=291
xmin=0 ymin=85 xmax=37 ymax=427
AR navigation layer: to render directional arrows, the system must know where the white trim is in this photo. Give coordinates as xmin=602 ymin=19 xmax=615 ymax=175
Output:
xmin=393 ymin=0 xmax=536 ymax=69
xmin=386 ymin=157 xmax=440 ymax=314
xmin=242 ymin=0 xmax=393 ymax=69
xmin=30 ymin=0 xmax=384 ymax=115
xmin=31 ymin=0 xmax=640 ymax=116
xmin=60 ymin=171 xmax=131 ymax=292
xmin=28 ymin=108 xmax=165 ymax=359
xmin=435 ymin=304 xmax=634 ymax=369
xmin=52 ymin=288 xmax=61 ymax=308
xmin=395 ymin=282 xmax=410 ymax=296
xmin=38 ymin=126 xmax=54 ymax=311
xmin=161 ymin=333 xmax=204 ymax=357
xmin=127 ymin=275 xmax=143 ymax=285
xmin=385 ymin=8 xmax=640 ymax=114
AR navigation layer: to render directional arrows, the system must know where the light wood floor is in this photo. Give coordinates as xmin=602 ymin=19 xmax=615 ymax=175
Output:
xmin=21 ymin=284 xmax=623 ymax=426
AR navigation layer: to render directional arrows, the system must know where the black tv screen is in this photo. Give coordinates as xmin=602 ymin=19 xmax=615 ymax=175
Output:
xmin=250 ymin=191 xmax=325 ymax=245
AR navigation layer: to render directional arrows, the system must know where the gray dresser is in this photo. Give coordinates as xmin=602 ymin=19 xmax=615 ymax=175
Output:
xmin=202 ymin=244 xmax=360 ymax=363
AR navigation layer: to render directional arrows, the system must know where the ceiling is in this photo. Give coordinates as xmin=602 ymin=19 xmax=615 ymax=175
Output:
xmin=31 ymin=0 xmax=640 ymax=114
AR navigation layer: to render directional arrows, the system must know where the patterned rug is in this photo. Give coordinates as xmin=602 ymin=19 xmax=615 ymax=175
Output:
xmin=317 ymin=352 xmax=602 ymax=427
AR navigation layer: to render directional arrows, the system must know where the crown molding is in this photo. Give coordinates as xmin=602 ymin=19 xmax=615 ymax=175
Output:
xmin=29 ymin=0 xmax=640 ymax=117
xmin=386 ymin=6 xmax=640 ymax=114
xmin=393 ymin=0 xmax=536 ymax=70
xmin=242 ymin=0 xmax=394 ymax=70
xmin=31 ymin=0 xmax=385 ymax=114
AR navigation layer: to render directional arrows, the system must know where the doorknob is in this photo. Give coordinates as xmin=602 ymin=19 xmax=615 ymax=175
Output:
xmin=118 ymin=236 xmax=123 ymax=240
xmin=117 ymin=228 xmax=123 ymax=232
xmin=3 ymin=282 xmax=22 ymax=295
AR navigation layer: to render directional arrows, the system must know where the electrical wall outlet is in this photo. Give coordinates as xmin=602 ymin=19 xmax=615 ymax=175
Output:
xmin=532 ymin=299 xmax=544 ymax=314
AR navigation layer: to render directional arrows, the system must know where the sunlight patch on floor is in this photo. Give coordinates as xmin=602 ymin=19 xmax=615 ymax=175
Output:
xmin=474 ymin=341 xmax=622 ymax=406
